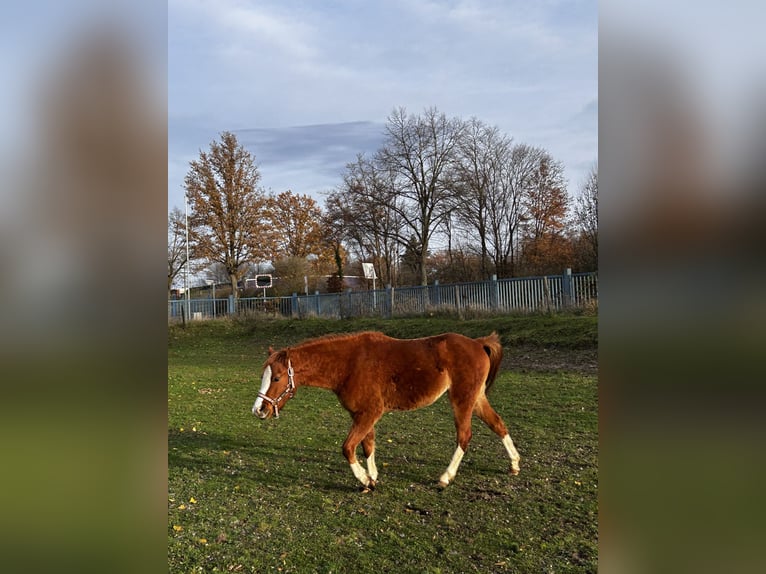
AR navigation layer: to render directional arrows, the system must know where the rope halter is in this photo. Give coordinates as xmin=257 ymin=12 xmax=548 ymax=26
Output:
xmin=257 ymin=359 xmax=296 ymax=418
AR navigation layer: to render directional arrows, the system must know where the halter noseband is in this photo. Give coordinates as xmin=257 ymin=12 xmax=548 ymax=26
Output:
xmin=257 ymin=359 xmax=296 ymax=418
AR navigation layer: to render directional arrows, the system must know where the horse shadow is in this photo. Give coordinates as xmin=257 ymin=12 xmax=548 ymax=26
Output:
xmin=168 ymin=426 xmax=354 ymax=493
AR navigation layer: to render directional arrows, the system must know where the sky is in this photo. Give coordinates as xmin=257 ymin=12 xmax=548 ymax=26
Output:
xmin=168 ymin=0 xmax=597 ymax=212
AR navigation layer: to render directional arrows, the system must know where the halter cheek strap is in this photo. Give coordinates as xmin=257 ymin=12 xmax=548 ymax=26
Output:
xmin=257 ymin=360 xmax=296 ymax=418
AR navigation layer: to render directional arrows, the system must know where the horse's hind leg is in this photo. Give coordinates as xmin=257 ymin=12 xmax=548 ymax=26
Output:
xmin=361 ymin=428 xmax=378 ymax=484
xmin=439 ymin=399 xmax=474 ymax=489
xmin=474 ymin=395 xmax=521 ymax=475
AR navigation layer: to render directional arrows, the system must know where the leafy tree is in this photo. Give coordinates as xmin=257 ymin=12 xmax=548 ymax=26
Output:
xmin=428 ymin=248 xmax=482 ymax=283
xmin=520 ymin=152 xmax=571 ymax=275
xmin=266 ymin=190 xmax=330 ymax=263
xmin=184 ymin=131 xmax=272 ymax=298
xmin=271 ymin=256 xmax=310 ymax=296
xmin=326 ymin=251 xmax=345 ymax=293
xmin=524 ymin=153 xmax=568 ymax=241
xmin=326 ymin=273 xmax=344 ymax=293
xmin=319 ymin=196 xmax=348 ymax=294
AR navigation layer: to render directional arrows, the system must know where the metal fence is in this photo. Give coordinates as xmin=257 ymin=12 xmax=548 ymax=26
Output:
xmin=168 ymin=269 xmax=597 ymax=321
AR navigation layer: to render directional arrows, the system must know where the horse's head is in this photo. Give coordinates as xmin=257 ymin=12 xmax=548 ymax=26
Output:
xmin=252 ymin=347 xmax=296 ymax=419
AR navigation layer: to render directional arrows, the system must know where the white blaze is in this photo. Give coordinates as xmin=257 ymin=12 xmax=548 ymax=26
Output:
xmin=252 ymin=365 xmax=272 ymax=414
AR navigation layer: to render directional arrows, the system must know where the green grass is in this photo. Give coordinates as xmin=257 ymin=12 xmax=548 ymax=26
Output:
xmin=169 ymin=313 xmax=597 ymax=352
xmin=168 ymin=315 xmax=597 ymax=573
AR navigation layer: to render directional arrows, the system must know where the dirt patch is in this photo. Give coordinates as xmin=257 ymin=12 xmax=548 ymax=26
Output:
xmin=503 ymin=345 xmax=597 ymax=376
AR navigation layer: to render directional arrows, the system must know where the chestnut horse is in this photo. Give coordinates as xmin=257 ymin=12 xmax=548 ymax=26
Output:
xmin=251 ymin=331 xmax=521 ymax=490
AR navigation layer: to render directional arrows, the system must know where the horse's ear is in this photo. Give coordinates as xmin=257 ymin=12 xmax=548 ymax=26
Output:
xmin=268 ymin=345 xmax=275 ymax=356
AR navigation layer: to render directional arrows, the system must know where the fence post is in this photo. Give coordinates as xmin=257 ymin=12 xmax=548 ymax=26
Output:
xmin=315 ymin=291 xmax=321 ymax=316
xmin=228 ymin=295 xmax=235 ymax=315
xmin=384 ymin=284 xmax=392 ymax=319
xmin=542 ymin=276 xmax=552 ymax=313
xmin=433 ymin=280 xmax=440 ymax=308
xmin=491 ymin=274 xmax=499 ymax=310
xmin=345 ymin=288 xmax=353 ymax=319
xmin=562 ymin=268 xmax=573 ymax=308
xmin=291 ymin=293 xmax=298 ymax=318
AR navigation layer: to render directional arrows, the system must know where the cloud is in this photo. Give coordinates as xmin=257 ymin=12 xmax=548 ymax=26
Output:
xmin=216 ymin=2 xmax=316 ymax=61
xmin=167 ymin=120 xmax=387 ymax=209
xmin=168 ymin=0 xmax=597 ymax=208
xmin=569 ymin=99 xmax=598 ymax=133
xmin=235 ymin=121 xmax=386 ymax=196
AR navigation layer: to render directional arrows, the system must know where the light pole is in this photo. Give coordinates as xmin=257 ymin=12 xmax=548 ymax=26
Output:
xmin=206 ymin=279 xmax=216 ymax=317
xmin=184 ymin=192 xmax=191 ymax=321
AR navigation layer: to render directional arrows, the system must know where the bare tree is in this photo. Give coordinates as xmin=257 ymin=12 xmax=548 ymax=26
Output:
xmin=167 ymin=207 xmax=187 ymax=299
xmin=452 ymin=118 xmax=511 ymax=278
xmin=331 ymin=109 xmax=575 ymax=282
xmin=487 ymin=143 xmax=545 ymax=277
xmin=319 ymin=201 xmax=347 ymax=292
xmin=203 ymin=261 xmax=237 ymax=286
xmin=377 ymin=107 xmax=465 ymax=285
xmin=327 ymin=154 xmax=404 ymax=286
xmin=453 ymin=127 xmax=546 ymax=278
xmin=184 ymin=132 xmax=272 ymax=298
xmin=574 ymin=162 xmax=598 ymax=268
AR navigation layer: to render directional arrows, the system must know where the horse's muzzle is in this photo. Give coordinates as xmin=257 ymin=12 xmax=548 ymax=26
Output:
xmin=253 ymin=405 xmax=270 ymax=419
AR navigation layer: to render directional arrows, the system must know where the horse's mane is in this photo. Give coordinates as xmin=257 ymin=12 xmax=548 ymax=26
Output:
xmin=265 ymin=331 xmax=387 ymax=367
xmin=297 ymin=331 xmax=386 ymax=348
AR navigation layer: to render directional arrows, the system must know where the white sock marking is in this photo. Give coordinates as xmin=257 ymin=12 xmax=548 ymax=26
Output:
xmin=252 ymin=365 xmax=271 ymax=414
xmin=366 ymin=451 xmax=378 ymax=481
xmin=439 ymin=446 xmax=465 ymax=486
xmin=350 ymin=461 xmax=370 ymax=486
xmin=502 ymin=434 xmax=521 ymax=472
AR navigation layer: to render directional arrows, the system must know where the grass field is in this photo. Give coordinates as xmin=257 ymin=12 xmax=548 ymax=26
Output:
xmin=168 ymin=315 xmax=598 ymax=573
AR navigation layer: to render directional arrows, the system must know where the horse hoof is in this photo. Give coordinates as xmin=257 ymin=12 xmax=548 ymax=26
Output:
xmin=437 ymin=480 xmax=449 ymax=490
xmin=359 ymin=480 xmax=376 ymax=494
xmin=510 ymin=468 xmax=520 ymax=476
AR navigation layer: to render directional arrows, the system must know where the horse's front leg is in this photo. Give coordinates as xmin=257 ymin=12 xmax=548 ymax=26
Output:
xmin=342 ymin=412 xmax=380 ymax=491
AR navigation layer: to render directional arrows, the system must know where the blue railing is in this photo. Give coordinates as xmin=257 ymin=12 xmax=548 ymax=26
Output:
xmin=169 ymin=270 xmax=597 ymax=321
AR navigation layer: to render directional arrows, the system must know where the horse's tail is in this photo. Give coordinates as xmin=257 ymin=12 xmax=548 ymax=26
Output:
xmin=476 ymin=331 xmax=503 ymax=394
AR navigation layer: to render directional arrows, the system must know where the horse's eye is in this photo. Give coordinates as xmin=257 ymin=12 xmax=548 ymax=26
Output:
xmin=272 ymin=377 xmax=280 ymax=382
